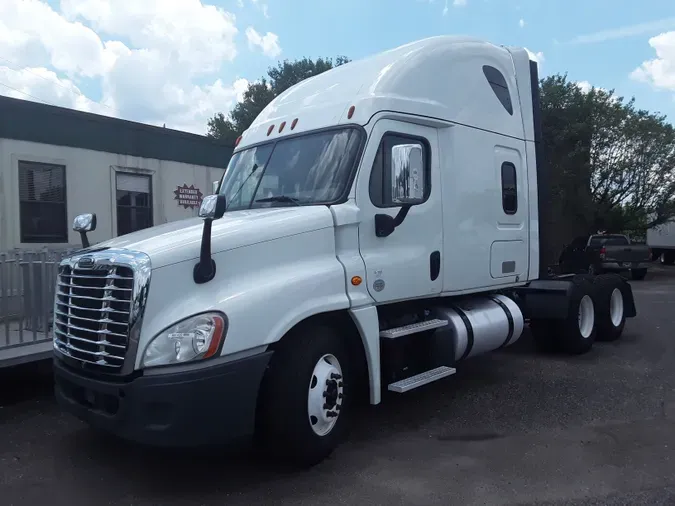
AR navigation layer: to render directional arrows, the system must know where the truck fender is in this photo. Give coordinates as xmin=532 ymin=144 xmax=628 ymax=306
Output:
xmin=514 ymin=276 xmax=637 ymax=320
xmin=349 ymin=306 xmax=381 ymax=405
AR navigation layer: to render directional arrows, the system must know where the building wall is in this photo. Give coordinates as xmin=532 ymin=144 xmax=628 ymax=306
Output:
xmin=0 ymin=138 xmax=227 ymax=251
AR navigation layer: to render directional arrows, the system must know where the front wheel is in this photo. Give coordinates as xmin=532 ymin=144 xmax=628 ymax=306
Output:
xmin=256 ymin=323 xmax=352 ymax=468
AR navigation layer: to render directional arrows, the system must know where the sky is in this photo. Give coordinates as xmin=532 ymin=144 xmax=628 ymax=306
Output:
xmin=1 ymin=0 xmax=675 ymax=135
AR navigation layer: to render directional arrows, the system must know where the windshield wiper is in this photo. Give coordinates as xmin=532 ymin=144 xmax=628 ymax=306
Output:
xmin=254 ymin=195 xmax=303 ymax=205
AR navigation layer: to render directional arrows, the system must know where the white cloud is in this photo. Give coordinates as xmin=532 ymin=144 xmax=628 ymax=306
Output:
xmin=569 ymin=18 xmax=675 ymax=45
xmin=453 ymin=0 xmax=467 ymax=6
xmin=577 ymin=80 xmax=593 ymax=94
xmin=631 ymin=31 xmax=675 ymax=91
xmin=525 ymin=48 xmax=545 ymax=65
xmin=239 ymin=0 xmax=270 ymax=18
xmin=245 ymin=27 xmax=282 ymax=58
xmin=0 ymin=0 xmax=125 ymax=78
xmin=0 ymin=0 xmax=272 ymax=135
xmin=519 ymin=18 xmax=525 ymax=28
xmin=0 ymin=66 xmax=112 ymax=114
xmin=575 ymin=80 xmax=616 ymax=99
xmin=60 ymin=0 xmax=239 ymax=74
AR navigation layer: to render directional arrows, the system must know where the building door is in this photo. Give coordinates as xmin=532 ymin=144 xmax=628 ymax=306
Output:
xmin=116 ymin=173 xmax=153 ymax=237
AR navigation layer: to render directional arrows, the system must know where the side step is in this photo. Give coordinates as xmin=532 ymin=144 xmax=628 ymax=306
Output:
xmin=379 ymin=318 xmax=448 ymax=339
xmin=387 ymin=366 xmax=457 ymax=393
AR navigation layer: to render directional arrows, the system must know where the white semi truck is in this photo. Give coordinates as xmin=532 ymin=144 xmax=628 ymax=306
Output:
xmin=52 ymin=36 xmax=637 ymax=467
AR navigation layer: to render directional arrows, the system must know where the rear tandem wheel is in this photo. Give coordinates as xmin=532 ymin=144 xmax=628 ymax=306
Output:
xmin=530 ymin=276 xmax=598 ymax=355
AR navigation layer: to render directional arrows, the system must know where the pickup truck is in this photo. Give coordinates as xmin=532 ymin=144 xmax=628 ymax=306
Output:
xmin=559 ymin=234 xmax=651 ymax=280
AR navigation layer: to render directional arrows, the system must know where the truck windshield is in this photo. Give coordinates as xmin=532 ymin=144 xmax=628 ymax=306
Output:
xmin=589 ymin=235 xmax=630 ymax=246
xmin=218 ymin=127 xmax=363 ymax=211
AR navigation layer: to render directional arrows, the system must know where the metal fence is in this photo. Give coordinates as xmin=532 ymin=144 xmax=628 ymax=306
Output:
xmin=0 ymin=248 xmax=77 ymax=351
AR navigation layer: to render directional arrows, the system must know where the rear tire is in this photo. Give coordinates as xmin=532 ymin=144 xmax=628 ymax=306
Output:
xmin=630 ymin=268 xmax=647 ymax=281
xmin=255 ymin=323 xmax=352 ymax=468
xmin=559 ymin=276 xmax=597 ymax=354
xmin=592 ymin=274 xmax=626 ymax=342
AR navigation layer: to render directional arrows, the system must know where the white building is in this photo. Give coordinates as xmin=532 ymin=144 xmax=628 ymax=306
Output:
xmin=0 ymin=96 xmax=232 ymax=252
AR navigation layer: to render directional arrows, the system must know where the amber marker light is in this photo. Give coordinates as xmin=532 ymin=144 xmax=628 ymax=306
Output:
xmin=351 ymin=276 xmax=362 ymax=286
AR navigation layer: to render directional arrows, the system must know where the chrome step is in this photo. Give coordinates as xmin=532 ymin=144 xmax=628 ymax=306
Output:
xmin=379 ymin=318 xmax=448 ymax=339
xmin=387 ymin=366 xmax=457 ymax=393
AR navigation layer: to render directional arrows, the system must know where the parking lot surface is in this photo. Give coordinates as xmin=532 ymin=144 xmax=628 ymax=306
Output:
xmin=1 ymin=267 xmax=675 ymax=506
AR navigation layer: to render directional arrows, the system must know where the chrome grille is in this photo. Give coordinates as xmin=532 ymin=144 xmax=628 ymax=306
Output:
xmin=53 ymin=263 xmax=134 ymax=370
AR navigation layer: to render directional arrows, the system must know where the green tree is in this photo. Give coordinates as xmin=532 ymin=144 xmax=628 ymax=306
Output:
xmin=207 ymin=56 xmax=350 ymax=145
xmin=540 ymin=73 xmax=675 ymax=255
xmin=539 ymin=74 xmax=595 ymax=266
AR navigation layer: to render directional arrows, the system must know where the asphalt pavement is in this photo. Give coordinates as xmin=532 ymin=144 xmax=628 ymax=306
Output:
xmin=1 ymin=266 xmax=675 ymax=505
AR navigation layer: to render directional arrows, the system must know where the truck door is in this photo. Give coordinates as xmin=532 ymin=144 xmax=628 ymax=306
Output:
xmin=355 ymin=119 xmax=443 ymax=303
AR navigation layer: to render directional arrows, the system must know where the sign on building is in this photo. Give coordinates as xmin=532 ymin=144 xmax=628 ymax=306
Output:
xmin=174 ymin=184 xmax=203 ymax=209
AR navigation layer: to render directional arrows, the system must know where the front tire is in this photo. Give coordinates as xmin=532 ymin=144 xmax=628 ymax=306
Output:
xmin=593 ymin=274 xmax=627 ymax=341
xmin=256 ymin=323 xmax=352 ymax=468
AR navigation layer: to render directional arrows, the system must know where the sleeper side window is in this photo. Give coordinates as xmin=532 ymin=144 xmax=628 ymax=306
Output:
xmin=483 ymin=65 xmax=514 ymax=115
xmin=501 ymin=162 xmax=518 ymax=215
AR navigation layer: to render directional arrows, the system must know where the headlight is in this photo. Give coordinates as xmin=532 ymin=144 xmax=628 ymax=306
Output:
xmin=142 ymin=312 xmax=226 ymax=368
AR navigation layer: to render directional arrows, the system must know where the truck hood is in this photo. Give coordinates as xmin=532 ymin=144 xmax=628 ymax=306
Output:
xmin=91 ymin=206 xmax=336 ymax=269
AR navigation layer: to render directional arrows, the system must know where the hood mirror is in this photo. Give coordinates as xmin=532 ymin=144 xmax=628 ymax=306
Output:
xmin=194 ymin=194 xmax=227 ymax=285
xmin=73 ymin=213 xmax=97 ymax=248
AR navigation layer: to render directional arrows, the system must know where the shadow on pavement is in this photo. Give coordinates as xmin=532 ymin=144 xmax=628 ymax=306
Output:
xmin=0 ymin=359 xmax=53 ymax=407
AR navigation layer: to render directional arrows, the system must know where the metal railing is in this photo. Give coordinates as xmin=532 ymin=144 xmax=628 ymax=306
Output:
xmin=0 ymin=248 xmax=78 ymax=352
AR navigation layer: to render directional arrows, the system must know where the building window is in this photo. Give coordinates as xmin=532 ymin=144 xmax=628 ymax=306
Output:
xmin=501 ymin=162 xmax=518 ymax=215
xmin=483 ymin=65 xmax=514 ymax=115
xmin=369 ymin=133 xmax=431 ymax=208
xmin=18 ymin=160 xmax=68 ymax=243
xmin=116 ymin=173 xmax=153 ymax=236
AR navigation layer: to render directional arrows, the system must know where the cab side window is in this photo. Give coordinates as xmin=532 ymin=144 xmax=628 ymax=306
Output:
xmin=369 ymin=133 xmax=431 ymax=208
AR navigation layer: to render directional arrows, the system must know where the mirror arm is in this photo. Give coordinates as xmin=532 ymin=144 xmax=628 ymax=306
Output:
xmin=393 ymin=204 xmax=411 ymax=227
xmin=79 ymin=231 xmax=90 ymax=249
xmin=193 ymin=194 xmax=227 ymax=285
xmin=193 ymin=219 xmax=216 ymax=284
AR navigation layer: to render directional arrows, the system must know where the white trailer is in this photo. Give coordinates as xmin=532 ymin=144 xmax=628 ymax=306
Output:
xmin=647 ymin=220 xmax=675 ymax=265
xmin=50 ymin=36 xmax=637 ymax=468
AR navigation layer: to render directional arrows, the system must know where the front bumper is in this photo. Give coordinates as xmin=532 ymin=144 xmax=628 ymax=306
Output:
xmin=54 ymin=351 xmax=273 ymax=448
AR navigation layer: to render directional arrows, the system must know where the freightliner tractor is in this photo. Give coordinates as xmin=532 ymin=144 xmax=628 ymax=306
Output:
xmin=52 ymin=36 xmax=637 ymax=468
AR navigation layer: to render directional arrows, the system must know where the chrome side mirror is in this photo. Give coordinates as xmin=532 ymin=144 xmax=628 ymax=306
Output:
xmin=390 ymin=143 xmax=426 ymax=205
xmin=198 ymin=194 xmax=227 ymax=220
xmin=73 ymin=213 xmax=97 ymax=248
